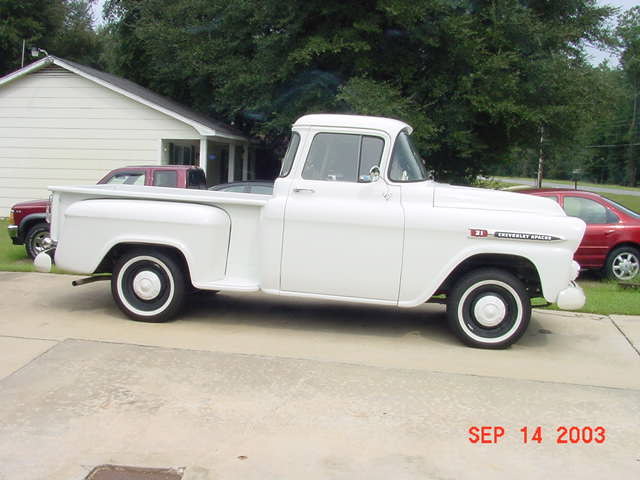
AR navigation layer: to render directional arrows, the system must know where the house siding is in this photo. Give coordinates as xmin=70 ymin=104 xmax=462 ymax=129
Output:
xmin=0 ymin=66 xmax=201 ymax=215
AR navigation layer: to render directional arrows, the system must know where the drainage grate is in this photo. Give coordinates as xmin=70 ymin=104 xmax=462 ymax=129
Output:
xmin=85 ymin=465 xmax=183 ymax=480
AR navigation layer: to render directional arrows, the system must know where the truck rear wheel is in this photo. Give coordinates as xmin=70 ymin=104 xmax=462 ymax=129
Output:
xmin=446 ymin=268 xmax=531 ymax=349
xmin=111 ymin=249 xmax=186 ymax=322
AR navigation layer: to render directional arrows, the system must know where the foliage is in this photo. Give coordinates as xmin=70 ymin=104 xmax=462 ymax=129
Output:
xmin=100 ymin=0 xmax=615 ymax=183
xmin=0 ymin=0 xmax=100 ymax=76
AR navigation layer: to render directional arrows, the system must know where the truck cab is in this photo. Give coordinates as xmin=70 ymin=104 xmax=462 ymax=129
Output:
xmin=40 ymin=114 xmax=586 ymax=348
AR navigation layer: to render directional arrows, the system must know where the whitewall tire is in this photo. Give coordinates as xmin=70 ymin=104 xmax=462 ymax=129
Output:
xmin=111 ymin=250 xmax=186 ymax=322
xmin=447 ymin=268 xmax=531 ymax=349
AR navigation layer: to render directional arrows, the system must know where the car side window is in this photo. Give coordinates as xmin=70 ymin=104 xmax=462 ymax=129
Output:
xmin=302 ymin=133 xmax=384 ymax=182
xmin=105 ymin=172 xmax=145 ymax=185
xmin=153 ymin=171 xmax=178 ymax=187
xmin=250 ymin=185 xmax=273 ymax=195
xmin=221 ymin=185 xmax=246 ymax=192
xmin=563 ymin=196 xmax=615 ymax=224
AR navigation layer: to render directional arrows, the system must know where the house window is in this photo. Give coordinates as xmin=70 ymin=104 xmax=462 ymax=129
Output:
xmin=164 ymin=140 xmax=199 ymax=166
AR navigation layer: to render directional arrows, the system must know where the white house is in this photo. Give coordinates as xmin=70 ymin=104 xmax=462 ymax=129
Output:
xmin=0 ymin=56 xmax=256 ymax=216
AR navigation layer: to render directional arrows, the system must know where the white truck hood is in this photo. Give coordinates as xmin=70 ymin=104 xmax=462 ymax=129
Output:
xmin=434 ymin=184 xmax=564 ymax=216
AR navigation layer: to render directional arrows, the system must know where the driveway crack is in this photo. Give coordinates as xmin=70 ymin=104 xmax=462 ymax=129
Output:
xmin=610 ymin=317 xmax=640 ymax=358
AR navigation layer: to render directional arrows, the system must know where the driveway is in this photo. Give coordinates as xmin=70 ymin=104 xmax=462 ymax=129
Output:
xmin=0 ymin=272 xmax=639 ymax=479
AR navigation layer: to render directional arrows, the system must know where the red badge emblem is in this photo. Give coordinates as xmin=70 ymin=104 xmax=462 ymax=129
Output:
xmin=470 ymin=229 xmax=488 ymax=238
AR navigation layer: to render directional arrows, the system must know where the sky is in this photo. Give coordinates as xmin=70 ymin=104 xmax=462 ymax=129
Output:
xmin=585 ymin=0 xmax=638 ymax=66
xmin=91 ymin=0 xmax=637 ymax=66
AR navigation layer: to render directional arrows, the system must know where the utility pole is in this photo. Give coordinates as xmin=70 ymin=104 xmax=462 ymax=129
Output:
xmin=21 ymin=39 xmax=25 ymax=68
xmin=627 ymin=80 xmax=638 ymax=187
xmin=536 ymin=125 xmax=544 ymax=188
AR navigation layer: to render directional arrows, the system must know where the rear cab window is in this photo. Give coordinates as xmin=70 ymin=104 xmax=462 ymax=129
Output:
xmin=279 ymin=132 xmax=301 ymax=177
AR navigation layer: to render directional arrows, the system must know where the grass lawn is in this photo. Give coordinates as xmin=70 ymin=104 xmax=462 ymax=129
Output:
xmin=534 ymin=278 xmax=640 ymax=316
xmin=0 ymin=219 xmax=37 ymax=272
xmin=601 ymin=193 xmax=640 ymax=213
xmin=0 ymin=219 xmax=70 ymax=274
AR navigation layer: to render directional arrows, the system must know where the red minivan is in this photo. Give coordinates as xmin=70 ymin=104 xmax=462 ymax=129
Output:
xmin=7 ymin=165 xmax=206 ymax=259
xmin=524 ymin=189 xmax=640 ymax=281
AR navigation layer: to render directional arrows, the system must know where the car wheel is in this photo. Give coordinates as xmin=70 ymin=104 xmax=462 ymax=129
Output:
xmin=447 ymin=268 xmax=531 ymax=349
xmin=605 ymin=246 xmax=640 ymax=281
xmin=25 ymin=222 xmax=51 ymax=259
xmin=111 ymin=249 xmax=186 ymax=322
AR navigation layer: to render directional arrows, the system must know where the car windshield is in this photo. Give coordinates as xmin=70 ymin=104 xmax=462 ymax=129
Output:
xmin=388 ymin=130 xmax=428 ymax=182
xmin=602 ymin=197 xmax=640 ymax=219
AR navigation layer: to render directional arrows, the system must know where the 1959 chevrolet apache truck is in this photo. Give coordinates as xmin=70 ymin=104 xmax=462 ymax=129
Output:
xmin=36 ymin=114 xmax=587 ymax=348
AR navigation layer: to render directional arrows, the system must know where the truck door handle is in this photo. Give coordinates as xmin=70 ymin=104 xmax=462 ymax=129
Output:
xmin=605 ymin=230 xmax=615 ymax=235
xmin=293 ymin=188 xmax=315 ymax=194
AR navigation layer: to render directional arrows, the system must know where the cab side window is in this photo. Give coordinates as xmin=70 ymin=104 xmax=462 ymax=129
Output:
xmin=302 ymin=133 xmax=384 ymax=182
xmin=153 ymin=171 xmax=178 ymax=187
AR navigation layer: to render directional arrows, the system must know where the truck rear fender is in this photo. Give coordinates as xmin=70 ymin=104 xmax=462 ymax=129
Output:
xmin=54 ymin=199 xmax=231 ymax=284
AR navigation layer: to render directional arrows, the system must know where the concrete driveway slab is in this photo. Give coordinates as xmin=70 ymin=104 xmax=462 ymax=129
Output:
xmin=0 ymin=336 xmax=57 ymax=379
xmin=611 ymin=315 xmax=640 ymax=353
xmin=0 ymin=339 xmax=638 ymax=480
xmin=0 ymin=272 xmax=639 ymax=389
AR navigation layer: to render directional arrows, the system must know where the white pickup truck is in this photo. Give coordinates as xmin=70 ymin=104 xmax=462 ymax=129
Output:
xmin=38 ymin=114 xmax=586 ymax=348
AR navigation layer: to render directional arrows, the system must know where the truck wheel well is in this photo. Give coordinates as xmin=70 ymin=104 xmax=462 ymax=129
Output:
xmin=20 ymin=215 xmax=47 ymax=236
xmin=94 ymin=243 xmax=192 ymax=287
xmin=437 ymin=254 xmax=542 ymax=298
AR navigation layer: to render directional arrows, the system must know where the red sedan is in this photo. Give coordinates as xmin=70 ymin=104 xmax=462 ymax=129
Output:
xmin=524 ymin=189 xmax=640 ymax=281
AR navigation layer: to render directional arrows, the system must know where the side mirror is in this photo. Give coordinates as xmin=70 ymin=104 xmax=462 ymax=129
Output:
xmin=369 ymin=165 xmax=381 ymax=183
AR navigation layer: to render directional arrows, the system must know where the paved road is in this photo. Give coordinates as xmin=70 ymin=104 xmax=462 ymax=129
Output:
xmin=494 ymin=176 xmax=640 ymax=197
xmin=0 ymin=272 xmax=639 ymax=480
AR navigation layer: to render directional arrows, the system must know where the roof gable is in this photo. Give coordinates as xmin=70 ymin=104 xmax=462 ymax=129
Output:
xmin=0 ymin=56 xmax=247 ymax=141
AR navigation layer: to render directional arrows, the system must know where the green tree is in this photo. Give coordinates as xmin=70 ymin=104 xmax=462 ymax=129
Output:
xmin=101 ymin=0 xmax=615 ymax=182
xmin=0 ymin=0 xmax=100 ymax=76
xmin=616 ymin=6 xmax=640 ymax=186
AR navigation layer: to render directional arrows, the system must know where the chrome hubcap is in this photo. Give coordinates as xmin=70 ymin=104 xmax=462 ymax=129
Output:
xmin=132 ymin=271 xmax=162 ymax=300
xmin=32 ymin=232 xmax=51 ymax=253
xmin=473 ymin=295 xmax=507 ymax=327
xmin=613 ymin=253 xmax=639 ymax=281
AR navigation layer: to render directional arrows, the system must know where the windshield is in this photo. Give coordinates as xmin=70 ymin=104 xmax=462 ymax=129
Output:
xmin=388 ymin=131 xmax=428 ymax=182
xmin=603 ymin=197 xmax=640 ymax=219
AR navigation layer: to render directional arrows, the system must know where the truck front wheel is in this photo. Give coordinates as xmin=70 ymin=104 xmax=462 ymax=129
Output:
xmin=447 ymin=268 xmax=531 ymax=349
xmin=111 ymin=250 xmax=186 ymax=322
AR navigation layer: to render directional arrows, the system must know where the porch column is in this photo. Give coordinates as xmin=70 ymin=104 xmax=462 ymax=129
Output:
xmin=199 ymin=138 xmax=207 ymax=177
xmin=228 ymin=142 xmax=236 ymax=182
xmin=242 ymin=142 xmax=249 ymax=181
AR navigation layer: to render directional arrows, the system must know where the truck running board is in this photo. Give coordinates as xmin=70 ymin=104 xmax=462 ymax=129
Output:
xmin=72 ymin=275 xmax=111 ymax=287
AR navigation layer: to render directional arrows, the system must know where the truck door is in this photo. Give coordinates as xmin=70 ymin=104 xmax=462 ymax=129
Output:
xmin=281 ymin=131 xmax=404 ymax=301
